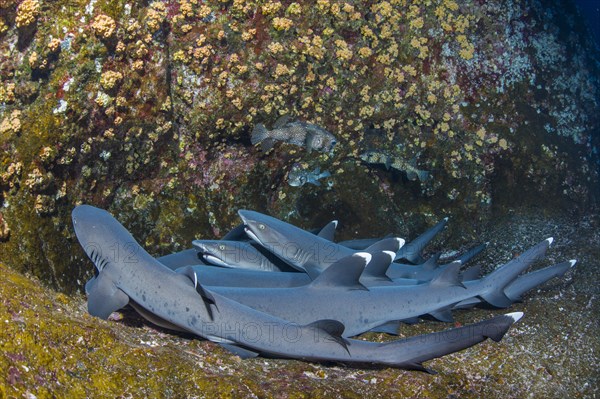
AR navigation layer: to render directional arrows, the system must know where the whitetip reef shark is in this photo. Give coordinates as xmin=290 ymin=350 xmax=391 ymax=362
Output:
xmin=207 ymin=239 xmax=554 ymax=337
xmin=73 ymin=204 xmax=522 ymax=371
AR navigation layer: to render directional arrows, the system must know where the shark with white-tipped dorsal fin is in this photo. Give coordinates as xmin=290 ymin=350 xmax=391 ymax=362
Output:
xmin=73 ymin=204 xmax=520 ymax=372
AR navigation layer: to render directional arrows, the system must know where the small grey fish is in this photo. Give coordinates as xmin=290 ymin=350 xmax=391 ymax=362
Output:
xmin=288 ymin=164 xmax=331 ymax=187
xmin=251 ymin=116 xmax=336 ymax=153
xmin=360 ymin=151 xmax=429 ymax=181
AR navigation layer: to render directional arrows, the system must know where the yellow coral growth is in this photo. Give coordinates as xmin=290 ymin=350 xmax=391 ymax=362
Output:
xmin=15 ymin=0 xmax=39 ymax=28
xmin=100 ymin=71 xmax=123 ymax=90
xmin=0 ymin=109 xmax=22 ymax=135
xmin=272 ymin=17 xmax=293 ymax=31
xmin=92 ymin=14 xmax=116 ymax=39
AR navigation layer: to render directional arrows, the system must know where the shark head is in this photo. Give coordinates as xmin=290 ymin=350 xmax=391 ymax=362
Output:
xmin=192 ymin=240 xmax=247 ymax=267
xmin=72 ymin=205 xmax=140 ymax=273
xmin=237 ymin=210 xmax=289 ymax=248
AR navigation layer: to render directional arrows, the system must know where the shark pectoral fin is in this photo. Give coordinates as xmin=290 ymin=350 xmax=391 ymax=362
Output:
xmin=219 ymin=343 xmax=260 ymax=359
xmin=429 ymin=261 xmax=465 ymax=288
xmin=428 ymin=306 xmax=455 ymax=323
xmin=479 ymin=291 xmax=514 ymax=308
xmin=176 ymin=266 xmax=219 ymax=320
xmin=370 ymin=320 xmax=401 ymax=335
xmin=175 ymin=265 xmax=199 ymax=288
xmin=84 ymin=276 xmax=97 ymax=295
xmin=362 ymin=251 xmax=394 ymax=281
xmin=317 ymin=220 xmax=338 ymax=241
xmin=308 ymin=253 xmax=370 ymax=290
xmin=421 ymin=253 xmax=441 ymax=271
xmin=307 ymin=319 xmax=350 ymax=354
xmin=86 ymin=273 xmax=129 ymax=319
xmin=196 ymin=283 xmax=219 ymax=320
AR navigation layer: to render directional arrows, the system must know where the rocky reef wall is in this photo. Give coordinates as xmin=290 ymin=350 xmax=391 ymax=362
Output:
xmin=0 ymin=0 xmax=598 ymax=292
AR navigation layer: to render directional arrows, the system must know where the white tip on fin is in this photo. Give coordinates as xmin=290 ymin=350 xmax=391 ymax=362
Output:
xmin=354 ymin=252 xmax=372 ymax=264
xmin=505 ymin=312 xmax=524 ymax=322
xmin=569 ymin=259 xmax=577 ymax=268
xmin=333 ymin=220 xmax=339 ymax=228
xmin=443 ymin=217 xmax=449 ymax=221
xmin=383 ymin=251 xmax=395 ymax=261
xmin=396 ymin=238 xmax=405 ymax=248
xmin=546 ymin=237 xmax=554 ymax=246
xmin=193 ymin=272 xmax=198 ymax=289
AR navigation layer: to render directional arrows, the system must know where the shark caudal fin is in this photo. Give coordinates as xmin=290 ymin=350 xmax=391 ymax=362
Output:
xmin=308 ymin=253 xmax=370 ymax=290
xmin=504 ymin=260 xmax=576 ymax=301
xmin=381 ymin=312 xmax=522 ymax=373
xmin=395 ymin=217 xmax=448 ymax=263
xmin=456 ymin=242 xmax=488 ymax=265
xmin=251 ymin=123 xmax=269 ymax=145
xmin=478 ymin=238 xmax=552 ymax=308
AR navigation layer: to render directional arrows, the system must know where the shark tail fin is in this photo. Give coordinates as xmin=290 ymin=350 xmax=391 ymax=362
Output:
xmin=456 ymin=242 xmax=488 ymax=265
xmin=479 ymin=238 xmax=552 ymax=308
xmin=251 ymin=124 xmax=269 ymax=145
xmin=381 ymin=312 xmax=522 ymax=372
xmin=504 ymin=260 xmax=576 ymax=302
xmin=395 ymin=217 xmax=448 ymax=263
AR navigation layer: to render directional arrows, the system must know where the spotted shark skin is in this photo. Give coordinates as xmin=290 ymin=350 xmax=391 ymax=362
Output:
xmin=73 ymin=205 xmax=521 ymax=371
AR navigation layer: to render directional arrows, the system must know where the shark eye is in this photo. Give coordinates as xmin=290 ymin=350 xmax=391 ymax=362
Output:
xmin=218 ymin=244 xmax=225 ymax=251
xmin=258 ymin=224 xmax=266 ymax=230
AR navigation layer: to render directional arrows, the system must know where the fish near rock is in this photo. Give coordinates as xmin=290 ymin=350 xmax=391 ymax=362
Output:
xmin=251 ymin=116 xmax=337 ymax=153
xmin=360 ymin=150 xmax=430 ymax=182
xmin=287 ymin=163 xmax=331 ymax=187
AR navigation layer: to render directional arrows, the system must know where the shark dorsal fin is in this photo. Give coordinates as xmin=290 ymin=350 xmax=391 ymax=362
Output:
xmin=421 ymin=253 xmax=441 ymax=270
xmin=430 ymin=261 xmax=465 ymax=288
xmin=309 ymin=253 xmax=370 ymax=290
xmin=221 ymin=223 xmax=247 ymax=240
xmin=365 ymin=237 xmax=405 ymax=253
xmin=317 ymin=220 xmax=338 ymax=241
xmin=362 ymin=251 xmax=394 ymax=281
xmin=177 ymin=266 xmax=219 ymax=320
xmin=86 ymin=273 xmax=130 ymax=320
xmin=306 ymin=319 xmax=350 ymax=353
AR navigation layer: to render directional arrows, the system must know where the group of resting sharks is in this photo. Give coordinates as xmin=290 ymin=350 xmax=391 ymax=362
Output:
xmin=73 ymin=205 xmax=575 ymax=372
